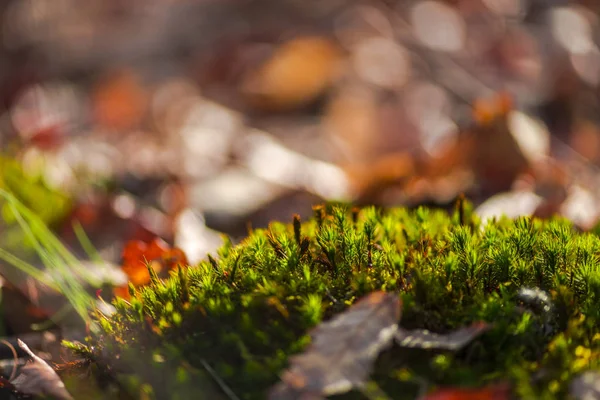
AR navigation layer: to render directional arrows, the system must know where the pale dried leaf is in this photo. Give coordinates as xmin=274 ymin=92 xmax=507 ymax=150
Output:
xmin=269 ymin=291 xmax=401 ymax=399
xmin=570 ymin=371 xmax=600 ymax=400
xmin=475 ymin=190 xmax=543 ymax=226
xmin=516 ymin=287 xmax=553 ymax=315
xmin=507 ymin=111 xmax=550 ymax=165
xmin=411 ymin=1 xmax=465 ymax=52
xmin=174 ymin=208 xmax=224 ymax=265
xmin=560 ymin=185 xmax=600 ymax=230
xmin=395 ymin=322 xmax=489 ymax=351
xmin=11 ymin=339 xmax=73 ymax=400
xmin=550 ymin=7 xmax=594 ymax=55
xmin=351 ymin=38 xmax=410 ymax=89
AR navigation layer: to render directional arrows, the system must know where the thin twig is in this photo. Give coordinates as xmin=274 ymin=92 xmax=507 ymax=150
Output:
xmin=0 ymin=339 xmax=18 ymax=381
xmin=200 ymin=359 xmax=241 ymax=400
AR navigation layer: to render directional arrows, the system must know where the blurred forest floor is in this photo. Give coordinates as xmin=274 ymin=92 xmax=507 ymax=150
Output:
xmin=3 ymin=0 xmax=600 ymax=394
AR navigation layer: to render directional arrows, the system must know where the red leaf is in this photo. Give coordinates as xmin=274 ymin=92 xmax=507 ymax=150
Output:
xmin=423 ymin=383 xmax=511 ymax=400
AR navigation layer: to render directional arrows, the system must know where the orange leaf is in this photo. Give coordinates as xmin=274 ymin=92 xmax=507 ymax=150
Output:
xmin=92 ymin=70 xmax=147 ymax=131
xmin=115 ymin=237 xmax=189 ymax=298
xmin=145 ymin=238 xmax=171 ymax=264
xmin=113 ymin=286 xmax=131 ymax=301
xmin=472 ymin=92 xmax=513 ymax=125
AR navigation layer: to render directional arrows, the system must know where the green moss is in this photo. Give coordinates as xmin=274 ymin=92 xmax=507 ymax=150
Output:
xmin=0 ymin=155 xmax=71 ymax=229
xmin=75 ymin=203 xmax=600 ymax=399
xmin=0 ymin=155 xmax=72 ymax=259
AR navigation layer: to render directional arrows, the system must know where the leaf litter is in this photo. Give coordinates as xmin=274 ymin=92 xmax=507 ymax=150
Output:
xmin=269 ymin=291 xmax=493 ymax=399
xmin=269 ymin=291 xmax=401 ymax=399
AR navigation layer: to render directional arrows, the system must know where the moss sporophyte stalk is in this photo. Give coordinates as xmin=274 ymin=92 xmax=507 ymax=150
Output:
xmin=65 ymin=203 xmax=600 ymax=399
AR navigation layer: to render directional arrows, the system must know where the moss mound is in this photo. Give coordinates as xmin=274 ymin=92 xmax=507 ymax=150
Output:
xmin=72 ymin=204 xmax=600 ymax=399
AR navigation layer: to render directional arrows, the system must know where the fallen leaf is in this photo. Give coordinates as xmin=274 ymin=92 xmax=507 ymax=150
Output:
xmin=411 ymin=1 xmax=466 ymax=52
xmin=471 ymin=94 xmax=533 ymax=194
xmin=348 ymin=152 xmax=416 ymax=204
xmin=395 ymin=322 xmax=490 ymax=351
xmin=324 ymin=85 xmax=379 ymax=165
xmin=236 ymin=131 xmax=350 ymax=200
xmin=516 ymin=287 xmax=553 ymax=315
xmin=11 ymin=339 xmax=73 ymax=400
xmin=560 ymin=185 xmax=600 ymax=230
xmin=92 ymin=69 xmax=147 ymax=131
xmin=570 ymin=122 xmax=600 ymax=162
xmin=570 ymin=371 xmax=600 ymax=400
xmin=506 ymin=111 xmax=550 ymax=166
xmin=9 ymin=83 xmax=76 ymax=150
xmin=241 ymin=36 xmax=342 ymax=112
xmin=475 ymin=190 xmax=543 ymax=225
xmin=424 ymin=92 xmax=535 ymax=196
xmin=422 ymin=383 xmax=511 ymax=400
xmin=550 ymin=7 xmax=594 ymax=55
xmin=269 ymin=291 xmax=400 ymax=399
xmin=173 ymin=208 xmax=224 ymax=265
xmin=115 ymin=237 xmax=188 ymax=298
xmin=472 ymin=92 xmax=513 ymax=126
xmin=351 ymin=37 xmax=410 ymax=89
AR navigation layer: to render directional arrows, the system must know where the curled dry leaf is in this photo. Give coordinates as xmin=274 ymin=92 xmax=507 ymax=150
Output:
xmin=395 ymin=322 xmax=490 ymax=351
xmin=268 ymin=291 xmax=401 ymax=399
xmin=11 ymin=339 xmax=73 ymax=400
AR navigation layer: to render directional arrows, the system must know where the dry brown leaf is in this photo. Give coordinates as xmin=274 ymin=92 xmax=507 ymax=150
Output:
xmin=347 ymin=152 xmax=416 ymax=203
xmin=470 ymin=96 xmax=533 ymax=194
xmin=324 ymin=85 xmax=379 ymax=165
xmin=570 ymin=122 xmax=600 ymax=162
xmin=11 ymin=339 xmax=73 ymax=400
xmin=241 ymin=36 xmax=343 ymax=112
xmin=268 ymin=291 xmax=401 ymax=399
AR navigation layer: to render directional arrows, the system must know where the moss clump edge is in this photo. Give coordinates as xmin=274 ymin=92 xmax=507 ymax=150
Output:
xmin=64 ymin=203 xmax=600 ymax=399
